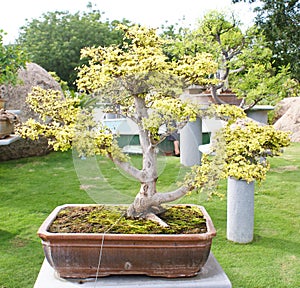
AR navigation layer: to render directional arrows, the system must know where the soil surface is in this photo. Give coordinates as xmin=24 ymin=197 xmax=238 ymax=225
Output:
xmin=49 ymin=205 xmax=207 ymax=234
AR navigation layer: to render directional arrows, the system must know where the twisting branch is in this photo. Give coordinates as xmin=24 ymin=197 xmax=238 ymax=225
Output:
xmin=210 ymin=86 xmax=228 ymax=105
xmin=230 ymin=65 xmax=246 ymax=74
xmin=242 ymin=97 xmax=263 ymax=111
xmin=152 ymin=186 xmax=190 ymax=205
xmin=108 ymin=154 xmax=145 ymax=182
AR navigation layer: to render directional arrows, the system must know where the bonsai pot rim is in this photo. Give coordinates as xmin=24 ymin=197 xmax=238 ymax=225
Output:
xmin=38 ymin=203 xmax=216 ymax=240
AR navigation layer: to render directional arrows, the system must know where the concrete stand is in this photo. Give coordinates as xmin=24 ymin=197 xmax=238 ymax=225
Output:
xmin=227 ymin=177 xmax=255 ymax=243
xmin=0 ymin=135 xmax=20 ymax=145
xmin=246 ymin=105 xmax=273 ymax=124
xmin=180 ymin=117 xmax=202 ymax=166
xmin=34 ymin=253 xmax=231 ymax=288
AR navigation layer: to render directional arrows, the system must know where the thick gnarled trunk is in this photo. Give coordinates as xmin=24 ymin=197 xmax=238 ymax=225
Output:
xmin=116 ymin=95 xmax=190 ymax=225
xmin=127 ymin=181 xmax=165 ymax=217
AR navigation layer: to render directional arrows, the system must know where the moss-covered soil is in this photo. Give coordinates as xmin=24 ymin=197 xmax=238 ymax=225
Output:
xmin=49 ymin=205 xmax=207 ymax=234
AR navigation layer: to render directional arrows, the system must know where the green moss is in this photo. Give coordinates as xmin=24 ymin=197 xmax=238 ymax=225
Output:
xmin=49 ymin=205 xmax=207 ymax=234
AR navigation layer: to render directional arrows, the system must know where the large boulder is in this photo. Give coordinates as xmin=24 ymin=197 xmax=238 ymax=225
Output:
xmin=3 ymin=62 xmax=62 ymax=122
xmin=0 ymin=63 xmax=63 ymax=161
xmin=274 ymin=97 xmax=300 ymax=142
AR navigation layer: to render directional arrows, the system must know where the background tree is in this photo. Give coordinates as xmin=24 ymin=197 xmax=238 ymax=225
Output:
xmin=0 ymin=30 xmax=27 ymax=97
xmin=17 ymin=6 xmax=129 ymax=89
xmin=232 ymin=0 xmax=300 ymax=81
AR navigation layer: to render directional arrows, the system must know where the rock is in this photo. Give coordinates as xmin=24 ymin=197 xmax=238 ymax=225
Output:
xmin=274 ymin=97 xmax=300 ymax=142
xmin=0 ymin=63 xmax=63 ymax=161
xmin=2 ymin=62 xmax=62 ymax=122
xmin=273 ymin=97 xmax=299 ymax=122
xmin=0 ymin=137 xmax=52 ymax=161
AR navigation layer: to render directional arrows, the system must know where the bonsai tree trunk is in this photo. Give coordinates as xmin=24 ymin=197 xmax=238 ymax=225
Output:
xmin=109 ymin=96 xmax=189 ymax=226
xmin=125 ymin=141 xmax=189 ymax=226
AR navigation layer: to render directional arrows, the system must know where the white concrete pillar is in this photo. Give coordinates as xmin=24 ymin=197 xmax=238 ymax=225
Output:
xmin=180 ymin=117 xmax=202 ymax=166
xmin=227 ymin=177 xmax=255 ymax=243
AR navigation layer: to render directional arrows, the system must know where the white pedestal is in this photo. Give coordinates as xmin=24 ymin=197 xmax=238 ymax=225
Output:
xmin=227 ymin=177 xmax=255 ymax=243
xmin=180 ymin=117 xmax=202 ymax=167
xmin=34 ymin=253 xmax=231 ymax=288
xmin=246 ymin=105 xmax=273 ymax=124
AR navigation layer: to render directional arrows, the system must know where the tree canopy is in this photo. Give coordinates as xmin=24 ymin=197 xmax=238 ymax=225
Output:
xmin=18 ymin=24 xmax=220 ymax=222
xmin=18 ymin=25 xmax=290 ymax=223
xmin=17 ymin=7 xmax=129 ymax=89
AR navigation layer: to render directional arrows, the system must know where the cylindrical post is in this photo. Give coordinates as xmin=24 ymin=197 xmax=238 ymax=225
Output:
xmin=227 ymin=177 xmax=255 ymax=243
xmin=180 ymin=117 xmax=202 ymax=166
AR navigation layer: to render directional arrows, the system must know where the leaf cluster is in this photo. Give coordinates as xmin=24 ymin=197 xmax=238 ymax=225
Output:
xmin=185 ymin=105 xmax=290 ymax=191
xmin=77 ymin=24 xmax=218 ymax=94
xmin=216 ymin=116 xmax=290 ymax=183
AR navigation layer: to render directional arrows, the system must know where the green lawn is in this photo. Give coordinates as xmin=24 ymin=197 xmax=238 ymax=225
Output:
xmin=0 ymin=144 xmax=299 ymax=288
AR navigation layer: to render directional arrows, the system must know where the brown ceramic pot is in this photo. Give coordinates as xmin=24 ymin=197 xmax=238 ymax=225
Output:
xmin=181 ymin=87 xmax=242 ymax=106
xmin=199 ymin=93 xmax=242 ymax=105
xmin=38 ymin=204 xmax=216 ymax=279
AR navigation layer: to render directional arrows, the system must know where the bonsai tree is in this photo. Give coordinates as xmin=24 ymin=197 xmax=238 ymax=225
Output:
xmin=163 ymin=11 xmax=297 ymax=109
xmin=17 ymin=25 xmax=290 ymax=226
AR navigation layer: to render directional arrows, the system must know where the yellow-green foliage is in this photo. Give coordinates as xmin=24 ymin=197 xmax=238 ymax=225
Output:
xmin=77 ymin=24 xmax=218 ymax=94
xmin=18 ymin=24 xmax=219 ymax=161
xmin=185 ymin=105 xmax=290 ymax=194
xmin=210 ymin=104 xmax=247 ymax=123
xmin=142 ymin=98 xmax=199 ymax=139
xmin=16 ymin=87 xmax=125 ymax=159
xmin=222 ymin=118 xmax=290 ymax=182
xmin=17 ymin=87 xmax=81 ymax=151
xmin=174 ymin=53 xmax=218 ymax=86
xmin=76 ymin=25 xmax=170 ymax=92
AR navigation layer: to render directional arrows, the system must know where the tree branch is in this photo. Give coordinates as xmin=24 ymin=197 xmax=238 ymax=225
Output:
xmin=153 ymin=186 xmax=190 ymax=205
xmin=210 ymin=85 xmax=229 ymax=104
xmin=230 ymin=65 xmax=246 ymax=74
xmin=242 ymin=97 xmax=262 ymax=111
xmin=109 ymin=156 xmax=145 ymax=182
xmin=220 ymin=67 xmax=230 ymax=81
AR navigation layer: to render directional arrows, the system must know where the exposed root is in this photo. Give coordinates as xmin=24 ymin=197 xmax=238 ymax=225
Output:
xmin=146 ymin=212 xmax=169 ymax=228
xmin=126 ymin=201 xmax=166 ymax=219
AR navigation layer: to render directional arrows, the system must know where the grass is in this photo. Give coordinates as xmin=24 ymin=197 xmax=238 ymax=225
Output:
xmin=0 ymin=144 xmax=299 ymax=288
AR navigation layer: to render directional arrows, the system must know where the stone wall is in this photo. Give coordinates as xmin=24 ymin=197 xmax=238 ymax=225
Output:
xmin=0 ymin=63 xmax=62 ymax=161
